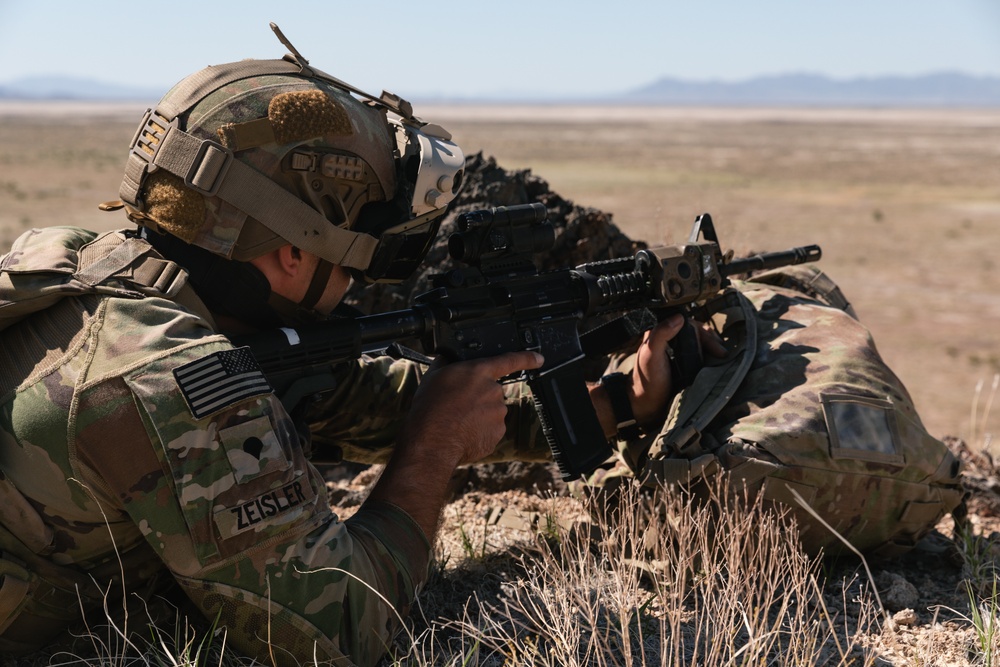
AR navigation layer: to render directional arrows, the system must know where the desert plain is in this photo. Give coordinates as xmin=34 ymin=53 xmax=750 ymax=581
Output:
xmin=1 ymin=101 xmax=998 ymax=444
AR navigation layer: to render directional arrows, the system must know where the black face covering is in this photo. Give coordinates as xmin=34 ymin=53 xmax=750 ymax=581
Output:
xmin=143 ymin=229 xmax=299 ymax=330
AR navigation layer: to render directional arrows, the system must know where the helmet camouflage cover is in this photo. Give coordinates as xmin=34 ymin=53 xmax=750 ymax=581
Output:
xmin=117 ymin=29 xmax=464 ymax=284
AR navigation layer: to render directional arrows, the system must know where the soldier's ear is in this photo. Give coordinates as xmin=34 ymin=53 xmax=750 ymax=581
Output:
xmin=275 ymin=245 xmax=306 ymax=277
xmin=249 ymin=245 xmax=296 ymax=284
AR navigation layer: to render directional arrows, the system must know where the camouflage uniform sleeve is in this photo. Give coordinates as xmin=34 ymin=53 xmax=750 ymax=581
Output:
xmin=303 ymin=355 xmax=425 ymax=464
xmin=304 ymin=355 xmax=553 ymax=464
xmin=76 ymin=338 xmax=431 ymax=666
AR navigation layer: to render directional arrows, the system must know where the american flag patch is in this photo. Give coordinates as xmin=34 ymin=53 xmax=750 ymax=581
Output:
xmin=173 ymin=347 xmax=272 ymax=419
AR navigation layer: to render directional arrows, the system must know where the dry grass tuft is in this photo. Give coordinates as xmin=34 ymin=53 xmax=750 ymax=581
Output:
xmin=387 ymin=482 xmax=882 ymax=666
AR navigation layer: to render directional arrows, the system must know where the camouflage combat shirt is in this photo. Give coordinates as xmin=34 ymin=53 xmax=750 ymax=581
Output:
xmin=0 ymin=227 xmax=547 ymax=665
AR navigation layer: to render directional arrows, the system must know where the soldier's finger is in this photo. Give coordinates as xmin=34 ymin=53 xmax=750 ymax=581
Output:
xmin=476 ymin=351 xmax=544 ymax=379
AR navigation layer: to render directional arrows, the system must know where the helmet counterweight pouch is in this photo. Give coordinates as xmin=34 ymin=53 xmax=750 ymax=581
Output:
xmin=630 ymin=265 xmax=964 ymax=559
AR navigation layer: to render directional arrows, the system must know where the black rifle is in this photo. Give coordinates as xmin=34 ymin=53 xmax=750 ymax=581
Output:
xmin=238 ymin=204 xmax=820 ymax=480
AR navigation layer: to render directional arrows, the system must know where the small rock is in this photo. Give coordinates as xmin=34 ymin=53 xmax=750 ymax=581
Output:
xmin=875 ymin=571 xmax=920 ymax=611
xmin=892 ymin=608 xmax=919 ymax=626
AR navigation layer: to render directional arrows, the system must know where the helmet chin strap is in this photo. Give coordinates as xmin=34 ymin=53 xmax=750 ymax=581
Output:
xmin=264 ymin=257 xmax=334 ymax=324
xmin=299 ymin=258 xmax=334 ymax=311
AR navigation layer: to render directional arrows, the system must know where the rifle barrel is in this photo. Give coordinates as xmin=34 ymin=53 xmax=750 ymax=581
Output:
xmin=723 ymin=244 xmax=821 ymax=277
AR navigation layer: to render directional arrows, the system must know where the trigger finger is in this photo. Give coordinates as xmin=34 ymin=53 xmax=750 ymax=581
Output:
xmin=426 ymin=355 xmax=448 ymax=372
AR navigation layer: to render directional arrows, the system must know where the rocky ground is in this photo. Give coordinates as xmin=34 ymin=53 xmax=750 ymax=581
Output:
xmin=321 ymin=442 xmax=999 ymax=666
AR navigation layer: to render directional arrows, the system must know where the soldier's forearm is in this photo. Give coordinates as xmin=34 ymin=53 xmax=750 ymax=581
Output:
xmin=364 ymin=436 xmax=463 ymax=543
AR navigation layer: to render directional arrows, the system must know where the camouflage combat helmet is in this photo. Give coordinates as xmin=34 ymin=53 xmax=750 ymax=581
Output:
xmin=114 ymin=23 xmax=464 ymax=286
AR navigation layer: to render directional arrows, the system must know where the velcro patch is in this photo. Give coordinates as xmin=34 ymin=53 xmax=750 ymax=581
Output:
xmin=219 ymin=415 xmax=290 ymax=483
xmin=173 ymin=347 xmax=272 ymax=419
xmin=213 ymin=478 xmax=314 ymax=538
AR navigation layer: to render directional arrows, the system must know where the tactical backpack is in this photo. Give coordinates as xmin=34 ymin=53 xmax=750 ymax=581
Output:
xmin=616 ymin=265 xmax=964 ymax=559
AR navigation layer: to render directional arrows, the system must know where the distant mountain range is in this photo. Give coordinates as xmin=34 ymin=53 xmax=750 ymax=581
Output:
xmin=623 ymin=72 xmax=1000 ymax=107
xmin=0 ymin=76 xmax=162 ymax=102
xmin=1 ymin=72 xmax=999 ymax=107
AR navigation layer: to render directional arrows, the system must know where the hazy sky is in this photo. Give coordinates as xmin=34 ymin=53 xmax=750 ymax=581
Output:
xmin=1 ymin=0 xmax=998 ymax=98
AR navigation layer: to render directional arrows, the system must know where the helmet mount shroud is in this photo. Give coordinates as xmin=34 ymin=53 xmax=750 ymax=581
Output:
xmin=115 ymin=22 xmax=464 ymax=287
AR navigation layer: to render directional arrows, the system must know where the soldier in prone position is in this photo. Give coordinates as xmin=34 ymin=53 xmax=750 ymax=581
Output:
xmin=0 ymin=32 xmax=683 ymax=665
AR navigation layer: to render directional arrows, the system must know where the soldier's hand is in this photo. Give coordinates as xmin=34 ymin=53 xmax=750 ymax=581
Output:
xmin=630 ymin=313 xmax=686 ymax=425
xmin=592 ymin=314 xmax=727 ymax=438
xmin=403 ymin=351 xmax=544 ymax=465
xmin=371 ymin=350 xmax=544 ymax=542
xmin=631 ymin=314 xmax=727 ymax=425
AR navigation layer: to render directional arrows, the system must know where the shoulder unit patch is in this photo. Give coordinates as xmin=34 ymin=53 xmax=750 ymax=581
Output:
xmin=173 ymin=347 xmax=272 ymax=419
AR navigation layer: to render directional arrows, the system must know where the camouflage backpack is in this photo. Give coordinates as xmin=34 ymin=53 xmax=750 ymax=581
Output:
xmin=619 ymin=265 xmax=965 ymax=559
